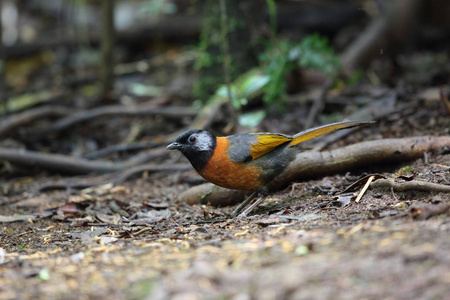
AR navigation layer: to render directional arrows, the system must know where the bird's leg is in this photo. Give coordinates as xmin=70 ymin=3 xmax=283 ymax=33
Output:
xmin=230 ymin=192 xmax=257 ymax=218
xmin=238 ymin=195 xmax=266 ymax=218
xmin=231 ymin=187 xmax=269 ymax=218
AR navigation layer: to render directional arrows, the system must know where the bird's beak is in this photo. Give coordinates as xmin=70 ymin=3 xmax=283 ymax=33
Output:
xmin=167 ymin=142 xmax=182 ymax=150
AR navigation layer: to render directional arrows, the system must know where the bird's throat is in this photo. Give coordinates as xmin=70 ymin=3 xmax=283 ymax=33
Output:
xmin=182 ymin=137 xmax=216 ymax=173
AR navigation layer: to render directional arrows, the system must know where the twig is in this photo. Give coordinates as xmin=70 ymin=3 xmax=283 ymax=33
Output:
xmin=390 ymin=187 xmax=399 ymax=202
xmin=109 ymin=200 xmax=129 ymax=217
xmin=409 ymin=201 xmax=449 ymax=220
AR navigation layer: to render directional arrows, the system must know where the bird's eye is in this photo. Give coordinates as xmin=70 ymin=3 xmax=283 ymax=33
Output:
xmin=188 ymin=136 xmax=196 ymax=143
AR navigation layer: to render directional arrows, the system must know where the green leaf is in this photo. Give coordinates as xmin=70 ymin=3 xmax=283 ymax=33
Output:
xmin=297 ymin=33 xmax=341 ymax=76
xmin=295 ymin=245 xmax=309 ymax=256
xmin=240 ymin=75 xmax=270 ymax=98
xmin=238 ymin=110 xmax=266 ymax=128
xmin=216 ymin=85 xmax=243 ymax=109
xmin=38 ymin=268 xmax=50 ymax=281
xmin=129 ymin=83 xmax=162 ymax=97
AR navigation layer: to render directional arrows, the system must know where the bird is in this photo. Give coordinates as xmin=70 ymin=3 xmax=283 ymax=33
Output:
xmin=167 ymin=120 xmax=374 ymax=217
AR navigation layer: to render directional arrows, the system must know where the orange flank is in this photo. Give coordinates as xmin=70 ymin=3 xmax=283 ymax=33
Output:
xmin=199 ymin=137 xmax=263 ymax=191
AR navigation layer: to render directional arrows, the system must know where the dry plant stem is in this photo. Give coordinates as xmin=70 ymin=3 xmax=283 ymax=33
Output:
xmin=355 ymin=175 xmax=375 ymax=202
xmin=178 ymin=136 xmax=450 ymax=206
xmin=41 ymin=105 xmax=197 ymax=133
xmin=0 ymin=106 xmax=74 ymax=136
xmin=371 ymin=179 xmax=450 ymax=193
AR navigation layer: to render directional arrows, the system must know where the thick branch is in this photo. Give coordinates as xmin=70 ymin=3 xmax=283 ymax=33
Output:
xmin=271 ymin=136 xmax=448 ymax=188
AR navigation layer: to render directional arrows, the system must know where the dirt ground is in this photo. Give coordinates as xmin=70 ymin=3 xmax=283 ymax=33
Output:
xmin=1 ymin=96 xmax=449 ymax=300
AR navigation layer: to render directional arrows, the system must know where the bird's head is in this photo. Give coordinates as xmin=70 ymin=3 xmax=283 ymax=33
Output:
xmin=167 ymin=129 xmax=216 ymax=171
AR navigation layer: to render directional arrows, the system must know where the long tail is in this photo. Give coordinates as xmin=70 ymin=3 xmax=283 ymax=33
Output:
xmin=290 ymin=121 xmax=375 ymax=146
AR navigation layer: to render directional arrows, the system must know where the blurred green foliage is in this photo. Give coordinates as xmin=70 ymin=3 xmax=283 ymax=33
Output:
xmin=261 ymin=34 xmax=341 ymax=108
xmin=193 ymin=0 xmax=249 ymax=101
xmin=194 ymin=1 xmax=343 ymax=127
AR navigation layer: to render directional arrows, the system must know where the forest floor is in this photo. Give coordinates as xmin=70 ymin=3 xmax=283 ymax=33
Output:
xmin=1 ymin=89 xmax=450 ymax=299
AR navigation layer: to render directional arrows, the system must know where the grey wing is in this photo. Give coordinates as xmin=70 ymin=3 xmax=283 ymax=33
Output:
xmin=226 ymin=133 xmax=258 ymax=163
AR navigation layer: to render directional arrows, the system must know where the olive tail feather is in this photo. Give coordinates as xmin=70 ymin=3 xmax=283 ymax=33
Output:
xmin=290 ymin=121 xmax=375 ymax=146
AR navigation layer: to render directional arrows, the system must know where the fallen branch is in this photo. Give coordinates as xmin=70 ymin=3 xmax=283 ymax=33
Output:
xmin=178 ymin=136 xmax=450 ymax=206
xmin=41 ymin=104 xmax=197 ymax=133
xmin=178 ymin=183 xmax=248 ymax=207
xmin=0 ymin=105 xmax=74 ymax=137
xmin=0 ymin=147 xmax=168 ymax=174
xmin=83 ymin=141 xmax=163 ymax=159
xmin=38 ymin=163 xmax=191 ymax=191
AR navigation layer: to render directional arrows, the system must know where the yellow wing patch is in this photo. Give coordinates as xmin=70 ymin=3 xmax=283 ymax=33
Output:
xmin=249 ymin=134 xmax=292 ymax=160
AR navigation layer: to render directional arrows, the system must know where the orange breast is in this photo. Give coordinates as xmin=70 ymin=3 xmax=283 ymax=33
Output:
xmin=198 ymin=137 xmax=263 ymax=191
